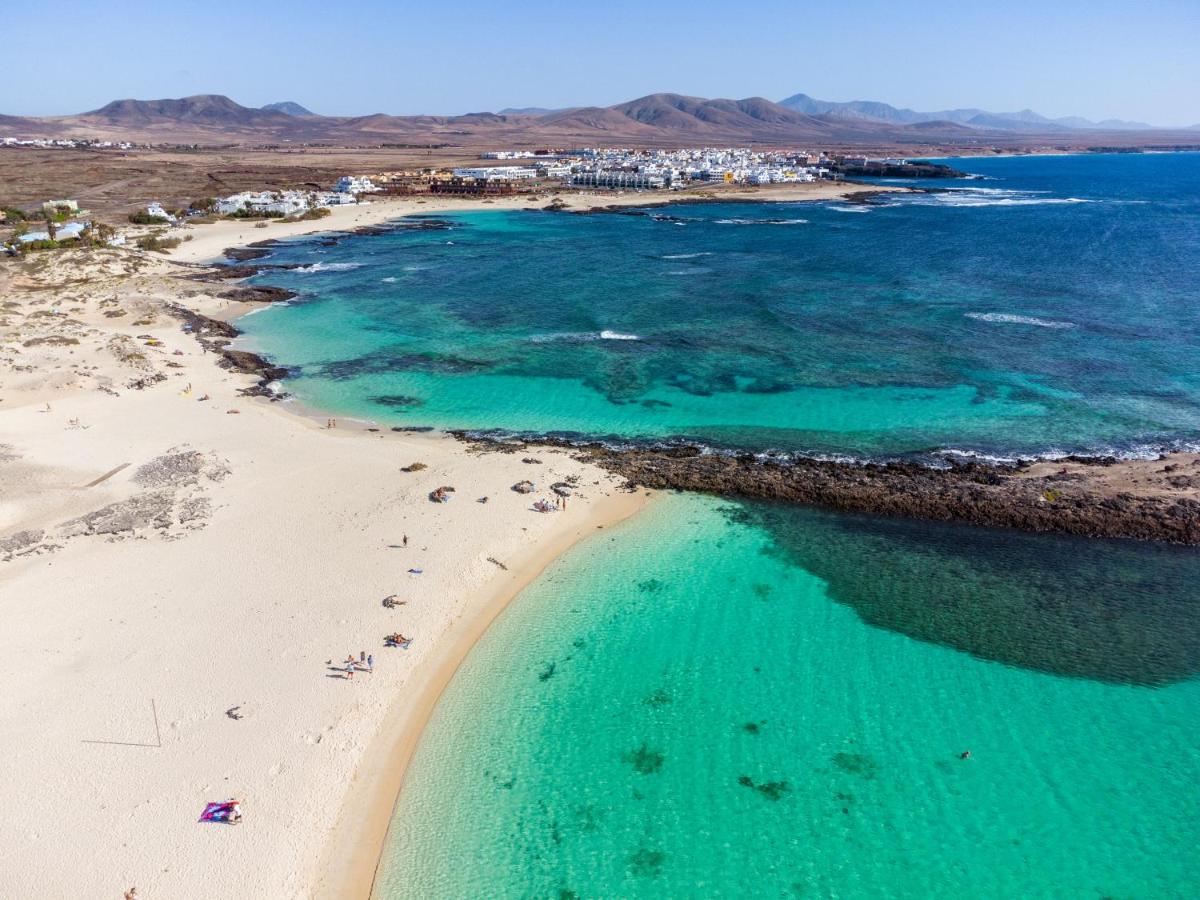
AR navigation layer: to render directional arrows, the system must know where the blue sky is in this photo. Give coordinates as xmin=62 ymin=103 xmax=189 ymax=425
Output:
xmin=6 ymin=0 xmax=1199 ymax=125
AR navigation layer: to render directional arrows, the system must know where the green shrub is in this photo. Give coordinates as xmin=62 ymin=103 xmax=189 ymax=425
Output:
xmin=135 ymin=234 xmax=183 ymax=253
xmin=128 ymin=210 xmax=170 ymax=225
xmin=280 ymin=207 xmax=332 ymax=223
xmin=227 ymin=208 xmax=285 ymax=220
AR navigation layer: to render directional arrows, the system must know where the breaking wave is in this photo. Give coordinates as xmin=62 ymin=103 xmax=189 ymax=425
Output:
xmin=715 ymin=218 xmax=809 ymax=225
xmin=661 ymin=252 xmax=712 ymax=259
xmin=528 ymin=330 xmax=642 ymax=343
xmin=294 ymin=261 xmax=363 ymax=273
xmin=966 ymin=312 xmax=1077 ymax=329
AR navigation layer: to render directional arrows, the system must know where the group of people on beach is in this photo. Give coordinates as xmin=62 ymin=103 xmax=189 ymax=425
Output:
xmin=341 ymin=651 xmax=374 ymax=680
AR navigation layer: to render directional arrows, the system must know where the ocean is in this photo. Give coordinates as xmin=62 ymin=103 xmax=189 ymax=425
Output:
xmin=237 ymin=153 xmax=1200 ymax=897
xmin=241 ymin=152 xmax=1200 ymax=461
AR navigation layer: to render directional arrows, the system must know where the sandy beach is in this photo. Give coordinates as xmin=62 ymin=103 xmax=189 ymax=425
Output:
xmin=0 ymin=248 xmax=646 ymax=898
xmin=0 ymin=178 xmax=892 ymax=899
xmin=7 ymin=173 xmax=1190 ymax=899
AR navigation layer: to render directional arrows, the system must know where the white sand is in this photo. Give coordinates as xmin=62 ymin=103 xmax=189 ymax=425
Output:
xmin=0 ymin=251 xmax=646 ymax=898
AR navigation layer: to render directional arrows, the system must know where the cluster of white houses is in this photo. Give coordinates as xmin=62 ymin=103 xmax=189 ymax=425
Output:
xmin=452 ymin=162 xmax=573 ymax=181
xmin=1 ymin=136 xmax=137 ymax=150
xmin=451 ymin=147 xmax=840 ymax=190
xmin=565 ymin=147 xmax=832 ymax=188
xmin=213 ymin=189 xmax=359 ymax=216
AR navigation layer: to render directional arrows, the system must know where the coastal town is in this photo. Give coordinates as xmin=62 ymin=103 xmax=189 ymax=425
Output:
xmin=1 ymin=146 xmax=949 ymax=253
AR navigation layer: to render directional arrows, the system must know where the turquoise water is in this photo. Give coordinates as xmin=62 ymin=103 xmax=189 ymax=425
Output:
xmin=379 ymin=494 xmax=1200 ymax=898
xmin=231 ymin=155 xmax=1200 ymax=896
xmin=241 ymin=152 xmax=1200 ymax=459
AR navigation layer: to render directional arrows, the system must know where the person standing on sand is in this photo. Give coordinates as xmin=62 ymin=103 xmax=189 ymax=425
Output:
xmin=402 ymin=534 xmax=408 ymax=547
xmin=367 ymin=654 xmax=374 ymax=671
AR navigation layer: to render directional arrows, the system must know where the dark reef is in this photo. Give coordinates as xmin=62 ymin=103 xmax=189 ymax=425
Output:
xmin=551 ymin=442 xmax=1200 ymax=546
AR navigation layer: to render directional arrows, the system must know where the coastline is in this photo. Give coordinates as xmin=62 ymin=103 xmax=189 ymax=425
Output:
xmin=6 ymin=163 xmax=1198 ymax=899
xmin=314 ymin=487 xmax=648 ymax=900
xmin=0 ymin=247 xmax=649 ymax=898
xmin=165 ymin=180 xmax=905 ymax=265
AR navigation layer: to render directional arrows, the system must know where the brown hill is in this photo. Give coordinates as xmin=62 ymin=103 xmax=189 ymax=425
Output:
xmin=2 ymin=93 xmax=1193 ymax=149
xmin=83 ymin=94 xmax=293 ymax=128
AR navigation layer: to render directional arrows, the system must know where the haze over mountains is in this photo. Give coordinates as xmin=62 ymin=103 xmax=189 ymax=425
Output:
xmin=1 ymin=91 xmax=1195 ymax=146
xmin=778 ymin=93 xmax=1156 ymax=131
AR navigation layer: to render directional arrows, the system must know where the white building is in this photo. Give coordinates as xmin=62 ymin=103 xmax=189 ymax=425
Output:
xmin=334 ymin=176 xmax=380 ymax=193
xmin=145 ymin=202 xmax=176 ymax=223
xmin=452 ymin=166 xmax=540 ymax=181
xmin=571 ymin=171 xmax=665 ymax=190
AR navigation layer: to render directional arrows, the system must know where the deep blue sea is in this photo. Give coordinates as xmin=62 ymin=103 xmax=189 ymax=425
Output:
xmin=242 ymin=152 xmax=1200 ymax=461
xmin=237 ymin=154 xmax=1200 ymax=898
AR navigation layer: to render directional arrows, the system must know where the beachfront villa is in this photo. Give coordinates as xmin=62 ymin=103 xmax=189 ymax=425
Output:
xmin=213 ymin=190 xmax=354 ymax=216
xmin=145 ymin=202 xmax=177 ymax=223
xmin=452 ymin=165 xmax=541 ymax=181
xmin=570 ymin=171 xmax=668 ymax=190
xmin=334 ymin=175 xmax=381 ymax=193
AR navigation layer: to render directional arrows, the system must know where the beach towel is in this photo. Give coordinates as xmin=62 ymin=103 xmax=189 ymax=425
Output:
xmin=199 ymin=801 xmax=239 ymax=824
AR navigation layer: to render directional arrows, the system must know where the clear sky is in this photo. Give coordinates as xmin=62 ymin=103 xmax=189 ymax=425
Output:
xmin=6 ymin=0 xmax=1199 ymax=125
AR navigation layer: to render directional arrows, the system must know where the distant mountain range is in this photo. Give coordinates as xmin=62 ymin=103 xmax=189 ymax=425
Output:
xmin=498 ymin=107 xmax=560 ymax=117
xmin=778 ymin=92 xmax=1156 ymax=132
xmin=261 ymin=101 xmax=314 ymax=117
xmin=1 ymin=92 xmax=1195 ymax=147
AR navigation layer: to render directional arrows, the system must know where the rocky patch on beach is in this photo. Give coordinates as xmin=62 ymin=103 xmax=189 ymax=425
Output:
xmin=180 ymin=262 xmax=306 ymax=282
xmin=2 ymin=448 xmax=230 ymax=562
xmin=223 ymin=241 xmax=278 ymax=262
xmin=165 ymin=303 xmax=290 ymax=397
xmin=216 ymin=285 xmax=297 ymax=304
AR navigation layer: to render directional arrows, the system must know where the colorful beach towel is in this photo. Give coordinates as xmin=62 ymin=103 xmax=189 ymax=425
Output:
xmin=199 ymin=801 xmax=239 ymax=824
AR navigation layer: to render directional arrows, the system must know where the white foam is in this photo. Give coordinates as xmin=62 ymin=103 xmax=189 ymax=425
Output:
xmin=528 ymin=330 xmax=642 ymax=344
xmin=715 ymin=218 xmax=808 ymax=225
xmin=827 ymin=205 xmax=871 ymax=213
xmin=661 ymin=252 xmax=711 ymax=259
xmin=898 ymin=186 xmax=1101 ymax=209
xmin=293 ymin=261 xmax=361 ymax=273
xmin=381 ymin=276 xmax=398 ymax=283
xmin=965 ymin=312 xmax=1077 ymax=329
xmin=939 ymin=441 xmax=1200 ymax=463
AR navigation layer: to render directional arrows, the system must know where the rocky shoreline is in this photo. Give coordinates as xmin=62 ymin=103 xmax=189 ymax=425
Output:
xmin=166 ymin=301 xmax=290 ymax=397
xmin=566 ymin=186 xmax=903 ymax=216
xmin=455 ymin=435 xmax=1200 ymax=546
xmin=194 ymin=216 xmax=1199 ymax=548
